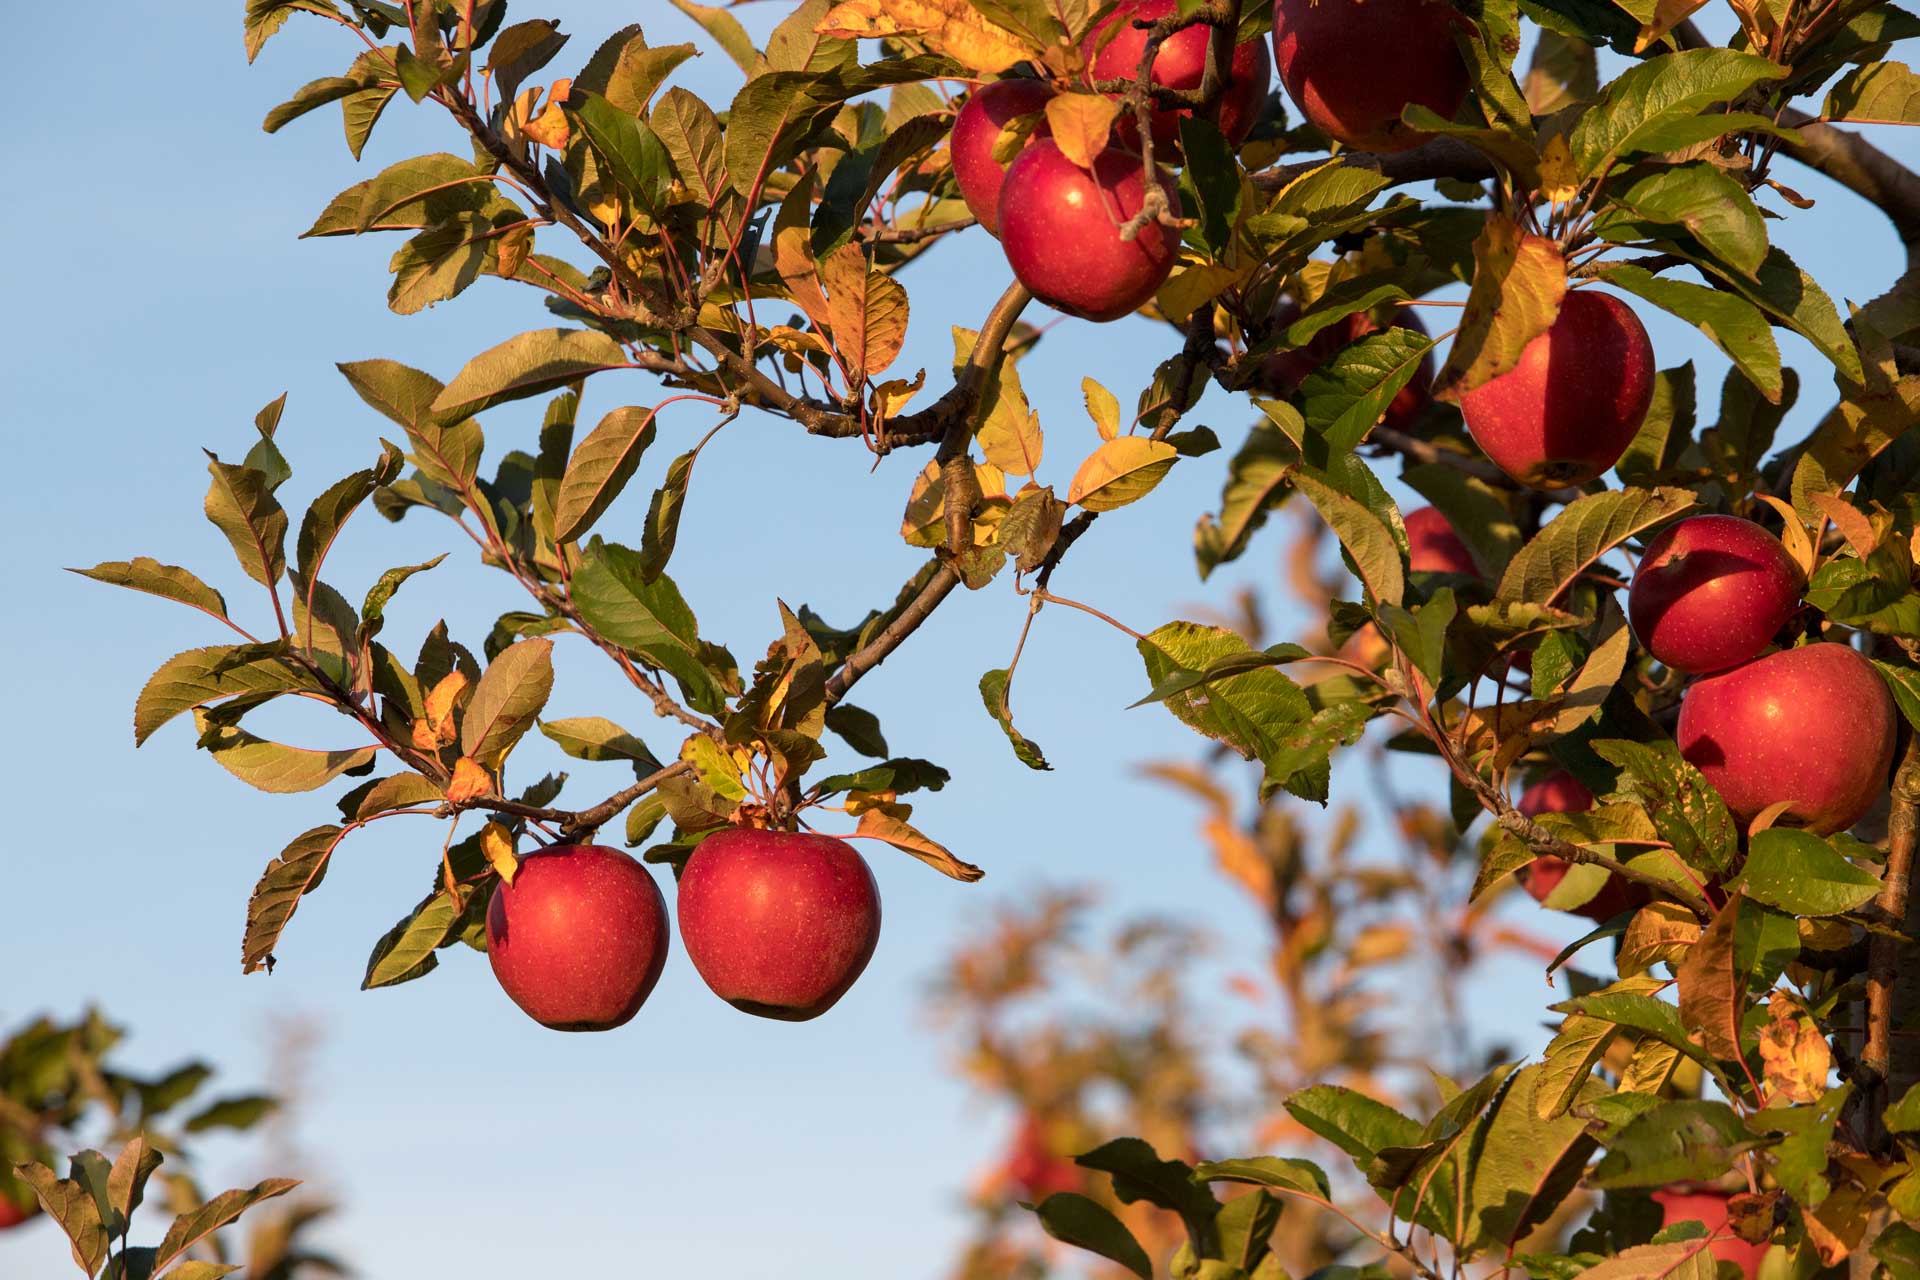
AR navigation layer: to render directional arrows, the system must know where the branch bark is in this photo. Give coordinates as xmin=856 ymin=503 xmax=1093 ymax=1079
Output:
xmin=1866 ymin=734 xmax=1920 ymax=1147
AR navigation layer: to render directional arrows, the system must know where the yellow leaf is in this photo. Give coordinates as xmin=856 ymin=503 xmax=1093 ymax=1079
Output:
xmin=1812 ymin=491 xmax=1879 ymax=560
xmin=1436 ymin=219 xmax=1567 ymax=401
xmin=1751 ymin=494 xmax=1818 ymax=578
xmin=870 ymin=369 xmax=927 ymax=423
xmin=901 ymin=460 xmax=1011 ymax=547
xmin=774 ymin=174 xmax=830 ymax=331
xmin=820 ymin=243 xmax=910 ymax=379
xmin=854 ymin=803 xmax=985 ymax=881
xmin=522 ymin=79 xmax=573 ymax=148
xmin=954 ymin=327 xmax=1043 ymax=477
xmin=446 ymin=756 xmax=492 ymax=804
xmin=1044 ymin=93 xmax=1121 ymax=170
xmin=1066 ymin=437 xmax=1178 ymax=512
xmin=414 ymin=671 xmax=467 ymax=749
xmin=1538 ymin=133 xmax=1580 ymax=203
xmin=1082 ymin=377 xmax=1122 ymax=440
xmin=1633 ymin=0 xmax=1711 ymax=53
xmin=816 ymin=0 xmax=1033 ymax=74
xmin=495 ymin=222 xmax=534 ymax=280
xmin=479 ymin=821 xmax=519 ymax=885
xmin=1156 ymin=262 xmax=1244 ymax=325
xmin=1757 ymin=990 xmax=1832 ymax=1105
xmin=1617 ymin=900 xmax=1701 ymax=974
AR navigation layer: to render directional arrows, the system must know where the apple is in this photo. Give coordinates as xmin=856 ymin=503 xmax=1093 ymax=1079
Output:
xmin=1256 ymin=302 xmax=1434 ymax=434
xmin=1084 ymin=0 xmax=1271 ymax=154
xmin=1404 ymin=505 xmax=1476 ymax=576
xmin=1516 ymin=770 xmax=1648 ymax=922
xmin=677 ymin=827 xmax=883 ymax=1021
xmin=0 ymin=1188 xmax=34 ymax=1231
xmin=1652 ymin=1186 xmax=1771 ymax=1280
xmin=1004 ymin=1114 xmax=1083 ymax=1200
xmin=951 ymin=78 xmax=1057 ymax=237
xmin=998 ymin=139 xmax=1183 ymax=322
xmin=1677 ymin=642 xmax=1895 ymax=835
xmin=1460 ymin=284 xmax=1656 ymax=489
xmin=1271 ymin=0 xmax=1472 ymax=153
xmin=485 ymin=844 xmax=670 ymax=1032
xmin=1628 ymin=515 xmax=1803 ymax=675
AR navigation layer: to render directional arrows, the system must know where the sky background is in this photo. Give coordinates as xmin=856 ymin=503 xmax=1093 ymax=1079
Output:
xmin=3 ymin=5 xmax=1917 ymax=1278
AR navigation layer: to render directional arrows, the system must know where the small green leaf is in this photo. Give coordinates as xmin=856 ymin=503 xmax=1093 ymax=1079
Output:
xmin=1033 ymin=1193 xmax=1152 ymax=1279
xmin=1739 ymin=827 xmax=1881 ymax=916
xmin=554 ymin=405 xmax=660 ymax=544
xmin=432 ymin=329 xmax=632 ymax=418
xmin=980 ymin=668 xmax=1050 ymax=770
xmin=361 ymin=891 xmax=461 ymax=989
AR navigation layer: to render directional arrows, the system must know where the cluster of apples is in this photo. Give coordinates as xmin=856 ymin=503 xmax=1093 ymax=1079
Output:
xmin=951 ymin=0 xmax=1475 ymax=322
xmin=1518 ymin=511 xmax=1896 ymax=918
xmin=484 ymin=827 xmax=882 ymax=1031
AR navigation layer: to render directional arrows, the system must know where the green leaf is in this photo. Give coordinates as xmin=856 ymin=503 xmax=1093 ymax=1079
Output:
xmin=296 ymin=464 xmax=386 ymax=589
xmin=245 ymin=0 xmax=342 ymax=62
xmin=1587 ymin=1100 xmax=1763 ymax=1189
xmin=1292 ymin=468 xmax=1405 ymax=607
xmin=240 ymin=827 xmax=343 ymax=975
xmin=263 ymin=66 xmax=379 ymax=133
xmin=1824 ymin=61 xmax=1920 ymax=124
xmin=723 ymin=71 xmax=834 ymax=198
xmin=1468 ymin=1064 xmax=1605 ymax=1251
xmin=69 ymin=558 xmax=230 ymax=620
xmin=1131 ymin=643 xmax=1314 ymax=708
xmin=652 ymin=86 xmax=729 ymax=210
xmin=1599 ymin=163 xmax=1769 ymax=279
xmin=1493 ymin=487 xmax=1698 ymax=606
xmin=181 ymin=1095 xmax=278 ymax=1134
xmin=386 ymin=210 xmax=523 ymax=315
xmin=1679 ymin=245 xmax=1862 ymax=385
xmin=639 ymin=447 xmax=701 ymax=583
xmin=1551 ymin=991 xmax=1705 ymax=1062
xmin=1194 ymin=1157 xmax=1332 ymax=1200
xmin=1195 ymin=413 xmax=1299 ymax=577
xmin=1033 ymin=1193 xmax=1152 ymax=1280
xmin=1284 ymin=1086 xmax=1422 ymax=1163
xmin=337 ymin=359 xmax=483 ymax=491
xmin=1074 ymin=1138 xmax=1219 ymax=1240
xmin=151 ymin=1179 xmax=300 ymax=1273
xmin=1739 ymin=827 xmax=1881 ymax=916
xmin=1569 ymin=48 xmax=1788 ymax=173
xmin=361 ymin=890 xmax=461 ymax=989
xmin=194 ymin=712 xmax=377 ymax=794
xmin=105 ymin=1138 xmax=164 ymax=1237
xmin=461 ymin=637 xmax=555 ymax=768
xmin=569 ymin=89 xmax=672 ymax=217
xmin=1873 ymin=658 xmax=1920 ymax=731
xmin=135 ymin=645 xmax=313 ymax=746
xmin=668 ymin=0 xmax=760 ymax=74
xmin=1299 ymin=328 xmax=1436 ymax=455
xmin=204 ymin=457 xmax=288 ymax=589
xmin=1598 ymin=267 xmax=1782 ymax=402
xmin=339 ymin=773 xmax=444 ymax=820
xmin=570 ymin=539 xmax=725 ymax=715
xmin=432 ymin=329 xmax=632 ymax=418
xmin=553 ymin=405 xmax=660 ymax=544
xmin=303 ymin=152 xmax=507 ymax=237
xmin=340 ymin=49 xmax=399 ymax=160
xmin=1593 ymin=738 xmax=1739 ymax=877
xmin=486 ymin=19 xmax=570 ymax=103
xmin=539 ymin=717 xmax=661 ymax=769
xmin=361 ymin=555 xmax=447 ymax=636
xmin=980 ymin=668 xmax=1051 ymax=770
xmin=1138 ymin=623 xmax=1311 ymax=763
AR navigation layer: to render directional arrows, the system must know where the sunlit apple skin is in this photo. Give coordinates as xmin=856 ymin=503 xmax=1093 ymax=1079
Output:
xmin=678 ymin=828 xmax=882 ymax=1021
xmin=1461 ymin=286 xmax=1656 ymax=489
xmin=485 ymin=844 xmax=670 ymax=1032
xmin=999 ymin=140 xmax=1182 ymax=323
xmin=1004 ymin=1115 xmax=1083 ymax=1200
xmin=951 ymin=79 xmax=1057 ymax=237
xmin=1677 ymin=643 xmax=1896 ymax=835
xmin=1085 ymin=0 xmax=1272 ymax=154
xmin=1404 ymin=506 xmax=1476 ymax=576
xmin=1517 ymin=771 xmax=1648 ymax=922
xmin=1628 ymin=516 xmax=1803 ymax=675
xmin=1653 ymin=1187 xmax=1770 ymax=1280
xmin=1271 ymin=0 xmax=1471 ymax=152
xmin=1256 ymin=303 xmax=1433 ymax=434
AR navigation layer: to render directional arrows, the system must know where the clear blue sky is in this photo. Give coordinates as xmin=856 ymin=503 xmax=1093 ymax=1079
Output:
xmin=3 ymin=7 xmax=1915 ymax=1278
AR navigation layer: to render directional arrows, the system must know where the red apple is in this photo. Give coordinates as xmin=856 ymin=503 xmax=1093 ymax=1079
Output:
xmin=999 ymin=139 xmax=1182 ymax=322
xmin=1404 ymin=505 xmax=1477 ymax=576
xmin=1461 ymin=284 xmax=1656 ymax=489
xmin=485 ymin=844 xmax=670 ymax=1032
xmin=677 ymin=828 xmax=882 ymax=1021
xmin=1004 ymin=1115 xmax=1083 ymax=1200
xmin=1677 ymin=643 xmax=1895 ymax=835
xmin=1271 ymin=0 xmax=1472 ymax=153
xmin=1256 ymin=302 xmax=1434 ymax=434
xmin=0 ymin=1189 xmax=34 ymax=1231
xmin=1629 ymin=516 xmax=1803 ymax=675
xmin=1084 ymin=0 xmax=1272 ymax=154
xmin=1516 ymin=771 xmax=1649 ymax=922
xmin=1653 ymin=1186 xmax=1770 ymax=1280
xmin=951 ymin=78 xmax=1057 ymax=237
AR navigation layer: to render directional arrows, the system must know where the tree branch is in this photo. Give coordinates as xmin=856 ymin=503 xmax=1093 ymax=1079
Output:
xmin=1865 ymin=734 xmax=1920 ymax=1147
xmin=823 ymin=565 xmax=963 ymax=706
xmin=1252 ymin=137 xmax=1495 ymax=194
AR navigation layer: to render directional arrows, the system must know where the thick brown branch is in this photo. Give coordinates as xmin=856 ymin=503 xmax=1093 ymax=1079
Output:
xmin=823 ymin=564 xmax=963 ymax=705
xmin=1777 ymin=107 xmax=1920 ymax=271
xmin=1494 ymin=808 xmax=1716 ymax=920
xmin=1865 ymin=734 xmax=1920 ymax=1146
xmin=448 ymin=761 xmax=694 ymax=840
